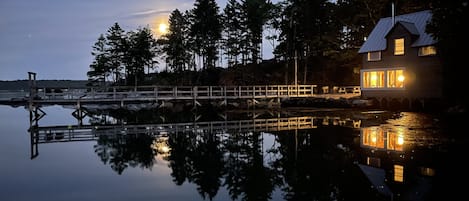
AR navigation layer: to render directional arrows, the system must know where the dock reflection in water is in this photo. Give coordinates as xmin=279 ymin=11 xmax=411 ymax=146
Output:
xmin=27 ymin=109 xmax=463 ymax=201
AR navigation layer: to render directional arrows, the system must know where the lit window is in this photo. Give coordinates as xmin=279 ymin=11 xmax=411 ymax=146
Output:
xmin=418 ymin=46 xmax=437 ymax=56
xmin=361 ymin=127 xmax=385 ymax=149
xmin=362 ymin=71 xmax=385 ymax=88
xmin=394 ymin=38 xmax=404 ymax=55
xmin=387 ymin=69 xmax=405 ymax=88
xmin=387 ymin=131 xmax=404 ymax=151
xmin=394 ymin=165 xmax=404 ymax=182
xmin=367 ymin=51 xmax=381 ymax=61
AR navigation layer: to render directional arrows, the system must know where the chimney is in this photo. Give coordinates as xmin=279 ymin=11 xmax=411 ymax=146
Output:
xmin=392 ymin=2 xmax=395 ymax=25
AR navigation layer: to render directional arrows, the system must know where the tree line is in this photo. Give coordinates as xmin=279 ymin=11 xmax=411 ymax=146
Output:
xmin=87 ymin=0 xmax=465 ymax=91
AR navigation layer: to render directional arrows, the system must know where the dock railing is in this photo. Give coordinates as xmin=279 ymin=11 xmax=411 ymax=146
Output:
xmin=34 ymin=85 xmax=319 ymax=101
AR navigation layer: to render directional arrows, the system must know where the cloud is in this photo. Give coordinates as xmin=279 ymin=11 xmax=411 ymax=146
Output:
xmin=127 ymin=9 xmax=172 ymax=19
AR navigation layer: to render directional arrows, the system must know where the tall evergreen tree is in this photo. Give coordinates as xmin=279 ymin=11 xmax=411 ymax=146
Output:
xmin=87 ymin=34 xmax=110 ymax=86
xmin=163 ymin=9 xmax=191 ymax=73
xmin=242 ymin=0 xmax=271 ymax=64
xmin=190 ymin=0 xmax=222 ymax=69
xmin=264 ymin=1 xmax=282 ymax=57
xmin=105 ymin=22 xmax=127 ymax=84
xmin=125 ymin=26 xmax=158 ymax=87
xmin=222 ymin=0 xmax=243 ymax=67
xmin=275 ymin=0 xmax=341 ymax=85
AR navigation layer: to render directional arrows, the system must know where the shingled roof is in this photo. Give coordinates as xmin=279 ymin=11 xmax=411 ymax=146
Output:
xmin=358 ymin=10 xmax=436 ymax=53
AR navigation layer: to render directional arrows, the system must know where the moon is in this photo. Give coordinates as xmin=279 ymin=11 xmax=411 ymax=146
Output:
xmin=158 ymin=23 xmax=168 ymax=34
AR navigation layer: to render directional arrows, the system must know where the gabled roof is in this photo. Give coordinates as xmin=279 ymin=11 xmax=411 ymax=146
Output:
xmin=358 ymin=10 xmax=436 ymax=53
xmin=396 ymin=21 xmax=419 ymax=36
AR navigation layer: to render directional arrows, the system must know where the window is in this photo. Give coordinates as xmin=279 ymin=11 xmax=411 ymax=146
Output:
xmin=387 ymin=131 xmax=404 ymax=151
xmin=394 ymin=165 xmax=404 ymax=182
xmin=387 ymin=69 xmax=405 ymax=88
xmin=367 ymin=51 xmax=381 ymax=61
xmin=419 ymin=45 xmax=437 ymax=56
xmin=394 ymin=38 xmax=404 ymax=55
xmin=361 ymin=127 xmax=385 ymax=149
xmin=362 ymin=71 xmax=385 ymax=88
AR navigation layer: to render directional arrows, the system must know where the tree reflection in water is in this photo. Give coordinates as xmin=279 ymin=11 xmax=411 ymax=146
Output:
xmin=273 ymin=127 xmax=381 ymax=201
xmin=91 ymin=127 xmax=379 ymax=200
xmin=83 ymin=110 xmax=455 ymax=201
xmin=168 ymin=131 xmax=277 ymax=200
xmin=94 ymin=134 xmax=157 ymax=175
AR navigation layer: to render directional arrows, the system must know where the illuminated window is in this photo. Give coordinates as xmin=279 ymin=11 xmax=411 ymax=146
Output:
xmin=387 ymin=69 xmax=405 ymax=88
xmin=362 ymin=71 xmax=385 ymax=88
xmin=394 ymin=38 xmax=404 ymax=55
xmin=394 ymin=165 xmax=404 ymax=182
xmin=418 ymin=46 xmax=437 ymax=56
xmin=361 ymin=127 xmax=385 ymax=149
xmin=387 ymin=131 xmax=404 ymax=151
xmin=367 ymin=51 xmax=381 ymax=61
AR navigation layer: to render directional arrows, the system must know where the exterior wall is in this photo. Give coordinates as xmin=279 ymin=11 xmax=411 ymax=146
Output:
xmin=360 ymin=23 xmax=443 ymax=100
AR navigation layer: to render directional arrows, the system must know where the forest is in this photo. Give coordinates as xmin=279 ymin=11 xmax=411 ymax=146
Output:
xmin=86 ymin=0 xmax=467 ymax=102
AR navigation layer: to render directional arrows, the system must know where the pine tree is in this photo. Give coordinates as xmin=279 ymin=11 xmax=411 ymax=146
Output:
xmin=242 ymin=0 xmax=271 ymax=64
xmin=163 ymin=9 xmax=191 ymax=73
xmin=222 ymin=0 xmax=243 ymax=67
xmin=190 ymin=0 xmax=222 ymax=69
xmin=125 ymin=26 xmax=158 ymax=87
xmin=105 ymin=22 xmax=127 ymax=84
xmin=87 ymin=34 xmax=110 ymax=87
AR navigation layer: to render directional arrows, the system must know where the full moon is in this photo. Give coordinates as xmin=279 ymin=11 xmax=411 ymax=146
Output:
xmin=158 ymin=23 xmax=168 ymax=34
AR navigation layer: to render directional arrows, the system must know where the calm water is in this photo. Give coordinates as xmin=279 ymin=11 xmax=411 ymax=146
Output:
xmin=0 ymin=105 xmax=466 ymax=201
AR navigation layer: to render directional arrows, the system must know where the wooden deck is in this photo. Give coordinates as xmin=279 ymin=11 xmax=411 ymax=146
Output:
xmin=24 ymin=85 xmax=360 ymax=105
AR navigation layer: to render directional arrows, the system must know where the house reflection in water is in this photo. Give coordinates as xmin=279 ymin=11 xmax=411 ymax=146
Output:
xmin=358 ymin=126 xmax=437 ymax=200
xmin=361 ymin=126 xmax=405 ymax=151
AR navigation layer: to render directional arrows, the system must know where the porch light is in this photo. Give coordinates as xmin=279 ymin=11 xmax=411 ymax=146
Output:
xmin=371 ymin=133 xmax=377 ymax=143
xmin=397 ymin=135 xmax=404 ymax=145
xmin=397 ymin=75 xmax=405 ymax=82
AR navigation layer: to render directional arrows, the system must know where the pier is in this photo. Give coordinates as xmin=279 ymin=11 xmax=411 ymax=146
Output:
xmin=0 ymin=72 xmax=361 ymax=108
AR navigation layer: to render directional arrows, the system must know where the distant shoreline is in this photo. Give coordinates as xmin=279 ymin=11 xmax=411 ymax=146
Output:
xmin=0 ymin=80 xmax=88 ymax=91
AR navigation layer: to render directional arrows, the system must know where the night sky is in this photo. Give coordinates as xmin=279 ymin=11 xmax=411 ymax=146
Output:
xmin=0 ymin=0 xmax=277 ymax=81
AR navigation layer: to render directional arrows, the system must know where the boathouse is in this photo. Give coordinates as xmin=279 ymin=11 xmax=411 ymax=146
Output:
xmin=358 ymin=10 xmax=442 ymax=109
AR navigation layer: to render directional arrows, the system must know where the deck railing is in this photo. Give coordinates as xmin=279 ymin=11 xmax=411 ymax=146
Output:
xmin=35 ymin=85 xmax=319 ymax=101
xmin=31 ymin=115 xmax=363 ymax=144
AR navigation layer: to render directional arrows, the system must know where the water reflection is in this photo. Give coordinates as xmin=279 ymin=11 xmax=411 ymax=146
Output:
xmin=357 ymin=122 xmax=451 ymax=201
xmin=27 ymin=109 xmax=458 ymax=201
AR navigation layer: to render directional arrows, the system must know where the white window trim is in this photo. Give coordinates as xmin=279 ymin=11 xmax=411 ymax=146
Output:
xmin=418 ymin=45 xmax=437 ymax=56
xmin=360 ymin=67 xmax=406 ymax=90
xmin=367 ymin=51 xmax=381 ymax=61
xmin=394 ymin=38 xmax=405 ymax=55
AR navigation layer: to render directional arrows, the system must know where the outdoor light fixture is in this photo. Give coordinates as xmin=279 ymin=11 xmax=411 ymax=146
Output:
xmin=397 ymin=75 xmax=405 ymax=82
xmin=397 ymin=135 xmax=404 ymax=145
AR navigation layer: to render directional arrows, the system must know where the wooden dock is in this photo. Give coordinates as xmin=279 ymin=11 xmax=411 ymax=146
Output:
xmin=17 ymin=84 xmax=361 ymax=106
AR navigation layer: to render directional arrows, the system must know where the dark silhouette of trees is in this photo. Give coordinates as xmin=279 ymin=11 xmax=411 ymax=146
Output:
xmin=86 ymin=0 xmax=455 ymax=90
xmin=125 ymin=26 xmax=158 ymax=87
xmin=243 ymin=0 xmax=272 ymax=64
xmin=222 ymin=0 xmax=244 ymax=67
xmin=190 ymin=0 xmax=222 ymax=70
xmin=105 ymin=22 xmax=127 ymax=83
xmin=88 ymin=34 xmax=109 ymax=87
xmin=94 ymin=134 xmax=157 ymax=175
xmin=161 ymin=9 xmax=192 ymax=73
xmin=427 ymin=0 xmax=469 ymax=106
